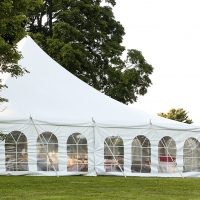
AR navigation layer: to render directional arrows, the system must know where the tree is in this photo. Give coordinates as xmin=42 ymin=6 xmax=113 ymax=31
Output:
xmin=0 ymin=132 xmax=7 ymax=141
xmin=26 ymin=0 xmax=153 ymax=104
xmin=0 ymin=0 xmax=42 ymax=102
xmin=157 ymin=108 xmax=193 ymax=124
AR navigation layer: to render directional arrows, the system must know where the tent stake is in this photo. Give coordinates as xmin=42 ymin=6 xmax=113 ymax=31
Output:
xmin=30 ymin=116 xmax=59 ymax=177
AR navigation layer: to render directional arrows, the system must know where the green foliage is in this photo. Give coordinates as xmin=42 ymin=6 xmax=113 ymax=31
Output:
xmin=27 ymin=0 xmax=153 ymax=104
xmin=0 ymin=0 xmax=42 ymax=102
xmin=104 ymin=49 xmax=153 ymax=104
xmin=158 ymin=108 xmax=193 ymax=124
xmin=0 ymin=132 xmax=7 ymax=141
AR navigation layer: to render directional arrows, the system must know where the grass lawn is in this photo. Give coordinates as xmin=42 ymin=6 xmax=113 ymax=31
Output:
xmin=1 ymin=176 xmax=200 ymax=200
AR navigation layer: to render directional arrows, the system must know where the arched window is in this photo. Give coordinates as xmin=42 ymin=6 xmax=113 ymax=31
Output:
xmin=183 ymin=137 xmax=200 ymax=172
xmin=131 ymin=135 xmax=151 ymax=173
xmin=158 ymin=136 xmax=177 ymax=173
xmin=37 ymin=132 xmax=58 ymax=171
xmin=67 ymin=133 xmax=88 ymax=172
xmin=104 ymin=136 xmax=124 ymax=172
xmin=5 ymin=131 xmax=28 ymax=171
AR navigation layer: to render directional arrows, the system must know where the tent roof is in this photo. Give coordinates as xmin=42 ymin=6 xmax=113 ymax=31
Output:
xmin=0 ymin=36 xmax=199 ymax=128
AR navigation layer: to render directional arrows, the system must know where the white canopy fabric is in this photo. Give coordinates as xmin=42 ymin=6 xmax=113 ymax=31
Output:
xmin=0 ymin=36 xmax=196 ymax=127
xmin=0 ymin=36 xmax=200 ymax=177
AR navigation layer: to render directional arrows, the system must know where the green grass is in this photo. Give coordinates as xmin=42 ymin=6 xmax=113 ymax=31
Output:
xmin=1 ymin=176 xmax=200 ymax=200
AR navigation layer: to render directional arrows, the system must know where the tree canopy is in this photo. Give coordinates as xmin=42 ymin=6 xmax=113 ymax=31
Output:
xmin=26 ymin=0 xmax=153 ymax=104
xmin=157 ymin=108 xmax=193 ymax=124
xmin=0 ymin=0 xmax=42 ymax=102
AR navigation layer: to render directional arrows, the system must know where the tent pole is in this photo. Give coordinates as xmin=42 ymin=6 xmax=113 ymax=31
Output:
xmin=152 ymin=124 xmax=184 ymax=178
xmin=92 ymin=118 xmax=97 ymax=175
xmin=30 ymin=116 xmax=59 ymax=177
xmin=92 ymin=119 xmax=126 ymax=178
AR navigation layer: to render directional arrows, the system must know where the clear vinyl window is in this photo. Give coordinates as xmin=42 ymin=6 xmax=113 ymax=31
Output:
xmin=158 ymin=136 xmax=177 ymax=173
xmin=5 ymin=131 xmax=28 ymax=171
xmin=67 ymin=133 xmax=88 ymax=172
xmin=131 ymin=135 xmax=151 ymax=173
xmin=37 ymin=132 xmax=59 ymax=171
xmin=104 ymin=136 xmax=124 ymax=172
xmin=183 ymin=137 xmax=200 ymax=172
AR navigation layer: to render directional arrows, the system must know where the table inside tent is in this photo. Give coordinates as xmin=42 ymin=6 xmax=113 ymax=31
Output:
xmin=158 ymin=155 xmax=177 ymax=173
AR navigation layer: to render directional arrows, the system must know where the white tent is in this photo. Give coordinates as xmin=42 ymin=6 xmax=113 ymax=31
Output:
xmin=0 ymin=36 xmax=200 ymax=177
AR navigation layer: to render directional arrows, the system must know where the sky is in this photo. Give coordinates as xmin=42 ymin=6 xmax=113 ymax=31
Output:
xmin=112 ymin=0 xmax=200 ymax=125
